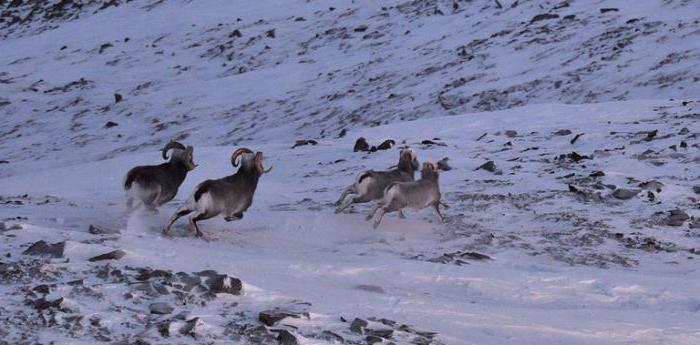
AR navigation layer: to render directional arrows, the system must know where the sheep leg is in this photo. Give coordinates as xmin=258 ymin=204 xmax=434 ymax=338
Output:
xmin=164 ymin=208 xmax=192 ymax=235
xmin=366 ymin=202 xmax=383 ymax=221
xmin=432 ymin=203 xmax=445 ymax=223
xmin=372 ymin=208 xmax=388 ymax=229
xmin=224 ymin=212 xmax=243 ymax=222
xmin=335 ymin=193 xmax=357 ymax=213
xmin=189 ymin=212 xmax=206 ymax=237
xmin=126 ymin=197 xmax=135 ymax=212
xmin=335 ymin=185 xmax=355 ymax=206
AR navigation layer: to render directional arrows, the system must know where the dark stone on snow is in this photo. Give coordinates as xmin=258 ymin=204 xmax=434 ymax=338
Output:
xmin=459 ymin=252 xmax=491 ymax=260
xmin=530 ymin=13 xmax=559 ymax=23
xmin=354 ymin=137 xmax=370 ymax=152
xmin=338 ymin=128 xmax=347 ymax=138
xmin=150 ymin=302 xmax=174 ymax=315
xmin=590 ymin=171 xmax=605 ymax=177
xmin=367 ymin=329 xmax=393 ymax=339
xmin=693 ymin=186 xmax=700 ymax=194
xmin=292 ymin=139 xmax=318 ymax=148
xmin=89 ymin=250 xmax=126 ymax=262
xmin=644 ymin=129 xmax=657 ymax=141
xmin=179 ymin=317 xmax=201 ymax=336
xmin=206 ymin=274 xmax=242 ymax=295
xmin=667 ymin=209 xmax=689 ymax=226
xmin=275 ymin=329 xmax=299 ymax=345
xmin=600 ymin=8 xmax=619 ymax=13
xmin=612 ymin=188 xmax=641 ymax=200
xmin=376 ymin=139 xmax=395 ymax=151
xmin=104 ymin=121 xmax=119 ymax=128
xmin=350 ymin=318 xmax=368 ymax=334
xmin=114 ymin=93 xmax=122 ymax=103
xmin=33 ymin=297 xmax=63 ymax=310
xmin=437 ymin=157 xmax=452 ymax=171
xmin=504 ymin=130 xmax=517 ymax=137
xmin=89 ymin=224 xmax=120 ymax=235
xmin=22 ymin=240 xmax=65 ymax=258
xmin=638 ymin=180 xmax=663 ymax=192
xmin=553 ymin=129 xmax=572 ymax=136
xmin=33 ymin=284 xmax=50 ymax=294
xmin=366 ymin=335 xmax=383 ymax=344
xmin=476 ymin=161 xmax=496 ymax=172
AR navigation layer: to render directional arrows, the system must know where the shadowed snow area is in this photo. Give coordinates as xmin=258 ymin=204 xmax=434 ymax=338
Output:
xmin=1 ymin=1 xmax=699 ymax=344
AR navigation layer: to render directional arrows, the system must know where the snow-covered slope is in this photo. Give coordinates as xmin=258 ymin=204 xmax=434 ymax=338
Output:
xmin=1 ymin=0 xmax=699 ymax=175
xmin=1 ymin=1 xmax=699 ymax=344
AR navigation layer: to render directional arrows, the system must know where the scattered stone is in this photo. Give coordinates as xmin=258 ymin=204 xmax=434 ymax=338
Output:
xmin=667 ymin=209 xmax=689 ymax=226
xmin=531 ymin=13 xmax=559 ymax=23
xmin=338 ymin=128 xmax=347 ymax=138
xmin=679 ymin=127 xmax=689 ymax=135
xmin=114 ymin=93 xmax=122 ymax=103
xmin=89 ymin=224 xmax=120 ymax=235
xmin=590 ymin=171 xmax=605 ymax=177
xmin=259 ymin=310 xmax=300 ymax=326
xmin=229 ymin=29 xmax=242 ymax=38
xmin=693 ymin=186 xmax=700 ymax=194
xmin=292 ymin=139 xmax=318 ymax=148
xmin=476 ymin=161 xmax=496 ymax=173
xmin=600 ymin=8 xmax=619 ymax=13
xmin=350 ymin=318 xmax=368 ymax=334
xmin=206 ymin=274 xmax=242 ymax=295
xmin=355 ymin=284 xmax=386 ymax=294
xmin=570 ymin=133 xmax=583 ymax=144
xmin=179 ymin=317 xmax=201 ymax=336
xmin=98 ymin=43 xmax=113 ymax=53
xmin=644 ymin=129 xmax=657 ymax=141
xmin=33 ymin=284 xmax=50 ymax=294
xmin=437 ymin=157 xmax=452 ymax=171
xmin=354 ymin=25 xmax=368 ymax=32
xmin=559 ymin=151 xmax=590 ymax=162
xmin=275 ymin=329 xmax=299 ymax=345
xmin=22 ymin=240 xmax=65 ymax=258
xmin=33 ymin=297 xmax=63 ymax=311
xmin=612 ymin=188 xmax=641 ymax=200
xmin=366 ymin=335 xmax=383 ymax=344
xmin=638 ymin=180 xmax=663 ymax=192
xmin=0 ymin=222 xmax=5 ymax=231
xmin=421 ymin=139 xmax=447 ymax=146
xmin=157 ymin=320 xmax=171 ymax=337
xmin=554 ymin=129 xmax=572 ymax=136
xmin=89 ymin=250 xmax=126 ymax=262
xmin=476 ymin=132 xmax=487 ymax=141
xmin=265 ymin=29 xmax=276 ymax=38
xmin=376 ymin=139 xmax=395 ymax=151
xmin=150 ymin=302 xmax=174 ymax=315
xmin=504 ymin=130 xmax=517 ymax=137
xmin=104 ymin=121 xmax=119 ymax=128
xmin=354 ymin=137 xmax=370 ymax=152
xmin=458 ymin=252 xmax=491 ymax=260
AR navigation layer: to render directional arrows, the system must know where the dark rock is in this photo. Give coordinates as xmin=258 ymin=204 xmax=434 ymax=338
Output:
xmin=667 ymin=209 xmax=689 ymax=226
xmin=114 ymin=93 xmax=122 ymax=103
xmin=504 ymin=130 xmax=517 ymax=137
xmin=157 ymin=320 xmax=171 ymax=337
xmin=644 ymin=130 xmax=657 ymax=141
xmin=458 ymin=252 xmax=491 ymax=260
xmin=530 ymin=13 xmax=559 ymax=23
xmin=612 ymin=188 xmax=641 ymax=200
xmin=600 ymin=8 xmax=619 ymax=13
xmin=22 ymin=240 xmax=65 ymax=258
xmin=229 ymin=29 xmax=242 ymax=38
xmin=437 ymin=157 xmax=452 ymax=171
xmin=338 ymin=128 xmax=347 ymax=138
xmin=98 ymin=43 xmax=113 ymax=53
xmin=590 ymin=171 xmax=605 ymax=177
xmin=207 ymin=274 xmax=242 ymax=295
xmin=355 ymin=284 xmax=386 ymax=294
xmin=367 ymin=329 xmax=393 ymax=339
xmin=350 ymin=318 xmax=368 ymax=334
xmin=376 ymin=139 xmax=395 ymax=151
xmin=570 ymin=133 xmax=583 ymax=144
xmin=33 ymin=284 xmax=50 ymax=294
xmin=319 ymin=330 xmax=344 ymax=342
xmin=366 ymin=335 xmax=383 ymax=344
xmin=104 ymin=121 xmax=119 ymax=128
xmin=421 ymin=139 xmax=447 ymax=146
xmin=89 ymin=224 xmax=120 ymax=235
xmin=0 ymin=222 xmax=5 ymax=231
xmin=679 ymin=127 xmax=689 ymax=135
xmin=354 ymin=137 xmax=370 ymax=152
xmin=553 ymin=129 xmax=572 ymax=136
xmin=259 ymin=309 xmax=310 ymax=326
xmin=693 ymin=186 xmax=700 ymax=194
xmin=89 ymin=250 xmax=126 ymax=262
xmin=559 ymin=151 xmax=590 ymax=162
xmin=354 ymin=25 xmax=368 ymax=32
xmin=179 ymin=317 xmax=201 ymax=336
xmin=150 ymin=302 xmax=174 ymax=315
xmin=33 ymin=297 xmax=63 ymax=310
xmin=265 ymin=29 xmax=276 ymax=38
xmin=276 ymin=329 xmax=299 ymax=345
xmin=476 ymin=161 xmax=496 ymax=173
xmin=638 ymin=180 xmax=663 ymax=192
xmin=292 ymin=139 xmax=318 ymax=148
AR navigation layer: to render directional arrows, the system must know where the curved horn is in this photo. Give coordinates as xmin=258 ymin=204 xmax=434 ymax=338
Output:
xmin=230 ymin=147 xmax=253 ymax=167
xmin=162 ymin=141 xmax=186 ymax=160
xmin=254 ymin=152 xmax=273 ymax=173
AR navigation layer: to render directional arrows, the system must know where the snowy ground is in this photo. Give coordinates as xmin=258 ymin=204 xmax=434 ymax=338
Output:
xmin=1 ymin=1 xmax=700 ymax=344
